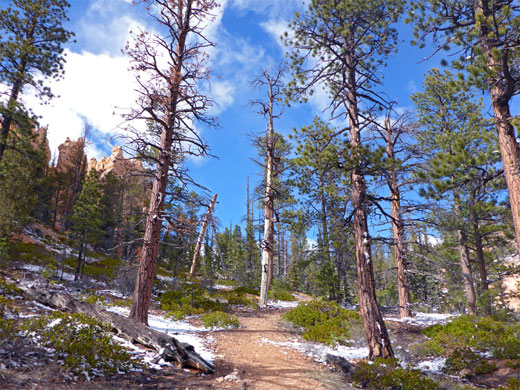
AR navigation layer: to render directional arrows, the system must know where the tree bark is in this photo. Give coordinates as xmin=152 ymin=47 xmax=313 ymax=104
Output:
xmin=476 ymin=0 xmax=520 ymax=255
xmin=492 ymin=102 xmax=520 ymax=254
xmin=457 ymin=228 xmax=477 ymax=315
xmin=74 ymin=239 xmax=84 ymax=282
xmin=20 ymin=286 xmax=214 ymax=373
xmin=454 ymin=202 xmax=476 ymax=315
xmin=129 ymin=1 xmax=191 ymax=325
xmin=190 ymin=194 xmax=218 ymax=276
xmin=384 ymin=118 xmax=413 ymax=318
xmin=347 ymin=65 xmax=393 ymax=359
xmin=259 ymin=81 xmax=275 ymax=307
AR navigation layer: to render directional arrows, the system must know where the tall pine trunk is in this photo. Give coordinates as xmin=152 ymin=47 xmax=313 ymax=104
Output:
xmin=384 ymin=119 xmax=413 ymax=318
xmin=476 ymin=0 xmax=520 ymax=255
xmin=347 ymin=67 xmax=393 ymax=359
xmin=454 ymin=203 xmax=476 ymax=315
xmin=129 ymin=1 xmax=191 ymax=325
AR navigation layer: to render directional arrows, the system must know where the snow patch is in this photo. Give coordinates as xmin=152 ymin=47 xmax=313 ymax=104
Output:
xmin=385 ymin=312 xmax=455 ymax=326
xmin=259 ymin=337 xmax=368 ymax=363
xmin=417 ymin=357 xmax=446 ymax=373
xmin=267 ymin=300 xmax=299 ymax=309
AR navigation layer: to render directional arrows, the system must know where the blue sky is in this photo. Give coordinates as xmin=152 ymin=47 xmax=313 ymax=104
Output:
xmin=21 ymin=0 xmax=518 ymax=231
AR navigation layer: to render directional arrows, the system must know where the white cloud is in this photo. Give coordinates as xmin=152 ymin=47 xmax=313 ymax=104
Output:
xmin=208 ymin=80 xmax=236 ymax=114
xmin=231 ymin=0 xmax=306 ymax=19
xmin=24 ymin=50 xmax=138 ymax=160
xmin=260 ymin=19 xmax=290 ymax=51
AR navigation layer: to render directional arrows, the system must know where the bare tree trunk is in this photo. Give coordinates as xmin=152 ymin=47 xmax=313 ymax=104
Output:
xmin=347 ymin=66 xmax=393 ymax=359
xmin=74 ymin=239 xmax=84 ymax=282
xmin=129 ymin=1 xmax=192 ymax=325
xmin=259 ymin=82 xmax=275 ymax=307
xmin=384 ymin=118 xmax=413 ymax=318
xmin=474 ymin=223 xmax=488 ymax=292
xmin=454 ymin=202 xmax=476 ymax=315
xmin=457 ymin=229 xmax=477 ymax=315
xmin=190 ymin=194 xmax=218 ymax=276
xmin=476 ymin=0 xmax=520 ymax=255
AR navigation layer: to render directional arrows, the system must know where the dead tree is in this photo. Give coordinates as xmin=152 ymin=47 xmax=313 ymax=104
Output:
xmin=250 ymin=66 xmax=285 ymax=307
xmin=125 ymin=0 xmax=217 ymax=325
xmin=190 ymin=193 xmax=218 ymax=276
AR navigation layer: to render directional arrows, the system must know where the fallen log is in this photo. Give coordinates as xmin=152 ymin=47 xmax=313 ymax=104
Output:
xmin=20 ymin=286 xmax=214 ymax=374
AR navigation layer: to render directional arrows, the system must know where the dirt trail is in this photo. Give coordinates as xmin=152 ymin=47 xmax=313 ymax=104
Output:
xmin=206 ymin=306 xmax=343 ymax=390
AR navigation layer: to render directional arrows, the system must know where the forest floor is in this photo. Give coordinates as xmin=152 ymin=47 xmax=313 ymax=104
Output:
xmin=0 ymin=275 xmax=351 ymax=390
xmin=1 ymin=230 xmax=519 ymax=389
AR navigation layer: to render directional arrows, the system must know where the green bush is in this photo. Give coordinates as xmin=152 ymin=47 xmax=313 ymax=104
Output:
xmin=408 ymin=339 xmax=445 ymax=357
xmin=226 ymin=293 xmax=258 ymax=308
xmin=201 ymin=311 xmax=239 ymax=329
xmin=159 ymin=283 xmax=225 ymax=320
xmin=353 ymin=358 xmax=440 ymax=390
xmin=268 ymin=280 xmax=297 ymax=301
xmin=0 ymin=295 xmax=18 ymax=343
xmin=234 ymin=286 xmax=259 ymax=295
xmin=282 ymin=299 xmax=362 ymax=346
xmin=443 ymin=346 xmax=496 ymax=377
xmin=498 ymin=378 xmax=520 ymax=390
xmin=82 ymin=294 xmax=107 ymax=305
xmin=23 ymin=312 xmax=138 ymax=379
xmin=422 ymin=315 xmax=520 ymax=361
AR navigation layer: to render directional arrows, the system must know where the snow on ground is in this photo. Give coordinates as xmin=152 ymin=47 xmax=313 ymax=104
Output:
xmin=106 ymin=306 xmax=215 ymax=366
xmin=259 ymin=337 xmax=369 ymax=363
xmin=417 ymin=358 xmax=447 ymax=373
xmin=267 ymin=300 xmax=299 ymax=309
xmin=212 ymin=284 xmax=234 ymax=290
xmin=385 ymin=312 xmax=456 ymax=326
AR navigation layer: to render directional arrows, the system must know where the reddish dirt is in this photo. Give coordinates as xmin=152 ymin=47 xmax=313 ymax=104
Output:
xmin=205 ymin=307 xmax=344 ymax=390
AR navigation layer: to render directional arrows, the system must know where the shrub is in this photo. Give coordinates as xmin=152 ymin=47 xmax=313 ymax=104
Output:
xmin=0 ymin=295 xmax=18 ymax=343
xmin=234 ymin=286 xmax=259 ymax=295
xmin=498 ymin=378 xmax=520 ymax=390
xmin=268 ymin=280 xmax=297 ymax=302
xmin=443 ymin=346 xmax=496 ymax=377
xmin=201 ymin=311 xmax=239 ymax=329
xmin=282 ymin=299 xmax=362 ymax=346
xmin=23 ymin=312 xmax=138 ymax=379
xmin=159 ymin=284 xmax=225 ymax=320
xmin=353 ymin=358 xmax=440 ymax=390
xmin=226 ymin=293 xmax=258 ymax=308
xmin=408 ymin=339 xmax=445 ymax=357
xmin=422 ymin=315 xmax=520 ymax=361
xmin=82 ymin=294 xmax=107 ymax=305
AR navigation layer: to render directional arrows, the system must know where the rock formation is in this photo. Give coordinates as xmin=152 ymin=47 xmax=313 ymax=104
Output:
xmin=56 ymin=137 xmax=87 ymax=174
xmin=52 ymin=137 xmax=87 ymax=232
xmin=87 ymin=145 xmax=146 ymax=181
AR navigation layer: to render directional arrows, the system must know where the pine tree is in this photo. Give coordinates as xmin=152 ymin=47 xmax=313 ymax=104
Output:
xmin=407 ymin=0 xmax=520 ymax=255
xmin=70 ymin=169 xmax=103 ymax=281
xmin=0 ymin=0 xmax=74 ymax=163
xmin=412 ymin=69 xmax=504 ymax=315
xmin=284 ymin=0 xmax=404 ymax=358
xmin=0 ymin=125 xmax=44 ymax=242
